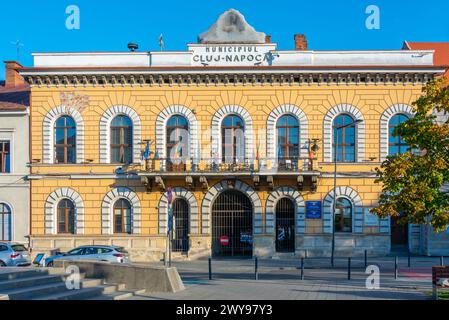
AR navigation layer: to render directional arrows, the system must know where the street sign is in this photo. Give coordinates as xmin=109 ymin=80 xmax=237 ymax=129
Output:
xmin=306 ymin=201 xmax=322 ymax=219
xmin=167 ymin=204 xmax=173 ymax=233
xmin=240 ymin=232 xmax=253 ymax=244
xmin=220 ymin=235 xmax=230 ymax=246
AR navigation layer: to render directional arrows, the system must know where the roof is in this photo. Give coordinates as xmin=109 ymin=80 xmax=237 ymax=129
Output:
xmin=403 ymin=42 xmax=449 ymax=79
xmin=0 ymin=101 xmax=27 ymax=111
xmin=0 ymin=83 xmax=30 ymax=106
xmin=404 ymin=42 xmax=449 ymax=66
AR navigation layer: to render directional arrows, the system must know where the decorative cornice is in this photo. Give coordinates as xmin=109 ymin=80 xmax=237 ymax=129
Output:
xmin=23 ymin=70 xmax=439 ymax=88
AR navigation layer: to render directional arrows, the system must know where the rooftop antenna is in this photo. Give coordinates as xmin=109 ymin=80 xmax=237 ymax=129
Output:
xmin=159 ymin=34 xmax=164 ymax=51
xmin=11 ymin=40 xmax=24 ymax=62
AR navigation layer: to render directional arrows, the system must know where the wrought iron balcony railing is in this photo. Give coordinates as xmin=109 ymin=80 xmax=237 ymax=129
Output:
xmin=140 ymin=157 xmax=318 ymax=174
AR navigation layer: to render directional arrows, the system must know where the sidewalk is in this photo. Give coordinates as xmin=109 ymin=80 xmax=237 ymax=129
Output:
xmin=130 ymin=256 xmax=439 ymax=300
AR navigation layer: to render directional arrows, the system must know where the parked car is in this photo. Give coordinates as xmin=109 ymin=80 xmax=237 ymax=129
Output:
xmin=0 ymin=242 xmax=32 ymax=267
xmin=44 ymin=245 xmax=130 ymax=267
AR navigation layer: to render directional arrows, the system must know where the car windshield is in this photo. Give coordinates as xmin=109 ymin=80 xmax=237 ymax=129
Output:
xmin=115 ymin=247 xmax=128 ymax=254
xmin=11 ymin=245 xmax=27 ymax=252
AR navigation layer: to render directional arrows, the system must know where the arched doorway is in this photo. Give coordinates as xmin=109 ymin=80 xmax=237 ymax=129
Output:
xmin=172 ymin=198 xmax=189 ymax=253
xmin=212 ymin=189 xmax=253 ymax=257
xmin=275 ymin=198 xmax=295 ymax=252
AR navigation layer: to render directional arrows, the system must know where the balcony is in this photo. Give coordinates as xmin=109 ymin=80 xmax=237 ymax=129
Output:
xmin=137 ymin=156 xmax=320 ymax=192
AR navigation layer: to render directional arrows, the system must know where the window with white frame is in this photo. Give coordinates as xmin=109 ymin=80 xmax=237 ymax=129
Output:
xmin=54 ymin=116 xmax=77 ymax=164
xmin=0 ymin=141 xmax=10 ymax=173
xmin=0 ymin=203 xmax=11 ymax=241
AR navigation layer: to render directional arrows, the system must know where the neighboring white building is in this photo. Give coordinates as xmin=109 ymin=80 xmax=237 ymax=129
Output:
xmin=0 ymin=61 xmax=30 ymax=244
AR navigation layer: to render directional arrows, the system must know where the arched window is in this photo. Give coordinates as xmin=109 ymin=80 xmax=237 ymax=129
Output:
xmin=276 ymin=115 xmax=299 ymax=166
xmin=389 ymin=114 xmax=409 ymax=156
xmin=0 ymin=203 xmax=11 ymax=241
xmin=111 ymin=115 xmax=133 ymax=164
xmin=221 ymin=115 xmax=245 ymax=163
xmin=113 ymin=199 xmax=132 ymax=234
xmin=166 ymin=115 xmax=189 ymax=171
xmin=335 ymin=197 xmax=352 ymax=233
xmin=57 ymin=199 xmax=75 ymax=234
xmin=333 ymin=114 xmax=356 ymax=162
xmin=275 ymin=198 xmax=295 ymax=252
xmin=54 ymin=116 xmax=76 ymax=164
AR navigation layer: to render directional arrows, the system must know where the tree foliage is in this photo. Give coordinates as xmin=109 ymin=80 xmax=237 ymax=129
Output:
xmin=372 ymin=78 xmax=449 ymax=231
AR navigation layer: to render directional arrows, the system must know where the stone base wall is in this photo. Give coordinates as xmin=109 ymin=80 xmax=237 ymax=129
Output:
xmin=296 ymin=234 xmax=390 ymax=257
xmin=31 ymin=233 xmax=391 ymax=262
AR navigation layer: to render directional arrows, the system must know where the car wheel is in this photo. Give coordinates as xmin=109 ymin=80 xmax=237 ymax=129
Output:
xmin=47 ymin=261 xmax=54 ymax=267
xmin=0 ymin=261 xmax=6 ymax=267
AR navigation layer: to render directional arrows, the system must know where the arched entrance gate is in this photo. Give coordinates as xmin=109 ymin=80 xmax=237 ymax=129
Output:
xmin=212 ymin=190 xmax=253 ymax=257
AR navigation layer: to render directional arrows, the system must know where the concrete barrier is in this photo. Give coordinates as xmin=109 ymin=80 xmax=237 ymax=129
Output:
xmin=54 ymin=260 xmax=185 ymax=293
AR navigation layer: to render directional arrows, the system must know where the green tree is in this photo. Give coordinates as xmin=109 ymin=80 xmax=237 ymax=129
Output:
xmin=372 ymin=78 xmax=449 ymax=231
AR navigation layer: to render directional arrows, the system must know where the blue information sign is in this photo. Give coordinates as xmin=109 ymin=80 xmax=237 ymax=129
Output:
xmin=306 ymin=201 xmax=322 ymax=219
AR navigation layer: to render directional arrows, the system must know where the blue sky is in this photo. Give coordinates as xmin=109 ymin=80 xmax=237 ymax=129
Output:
xmin=1 ymin=0 xmax=448 ymax=79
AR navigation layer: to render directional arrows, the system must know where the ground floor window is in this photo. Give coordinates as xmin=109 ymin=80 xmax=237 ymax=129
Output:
xmin=58 ymin=199 xmax=75 ymax=234
xmin=275 ymin=198 xmax=295 ymax=253
xmin=114 ymin=199 xmax=132 ymax=234
xmin=172 ymin=198 xmax=189 ymax=253
xmin=335 ymin=197 xmax=352 ymax=232
xmin=0 ymin=203 xmax=11 ymax=241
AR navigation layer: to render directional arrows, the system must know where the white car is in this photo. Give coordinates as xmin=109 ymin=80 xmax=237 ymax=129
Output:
xmin=0 ymin=242 xmax=31 ymax=267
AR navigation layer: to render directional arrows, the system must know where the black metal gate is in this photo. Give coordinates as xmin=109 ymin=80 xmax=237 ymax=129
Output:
xmin=172 ymin=198 xmax=189 ymax=253
xmin=275 ymin=198 xmax=295 ymax=253
xmin=212 ymin=189 xmax=253 ymax=257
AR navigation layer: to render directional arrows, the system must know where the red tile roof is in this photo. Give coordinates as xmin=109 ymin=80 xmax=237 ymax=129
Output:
xmin=0 ymin=83 xmax=30 ymax=106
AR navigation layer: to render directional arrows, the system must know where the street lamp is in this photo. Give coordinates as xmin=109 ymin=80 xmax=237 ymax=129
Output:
xmin=331 ymin=118 xmax=363 ymax=267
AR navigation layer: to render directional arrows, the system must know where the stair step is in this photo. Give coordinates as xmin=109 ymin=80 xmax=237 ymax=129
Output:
xmin=33 ymin=286 xmax=107 ymax=300
xmin=102 ymin=283 xmax=126 ymax=294
xmin=0 ymin=274 xmax=66 ymax=291
xmin=0 ymin=277 xmax=101 ymax=300
xmin=88 ymin=289 xmax=147 ymax=300
xmin=33 ymin=284 xmax=120 ymax=300
xmin=0 ymin=269 xmax=48 ymax=281
xmin=0 ymin=282 xmax=68 ymax=300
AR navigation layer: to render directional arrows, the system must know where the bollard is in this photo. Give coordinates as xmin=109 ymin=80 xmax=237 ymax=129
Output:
xmin=300 ymin=258 xmax=304 ymax=280
xmin=208 ymin=257 xmax=212 ymax=280
xmin=255 ymin=257 xmax=259 ymax=281
xmin=364 ymin=250 xmax=368 ymax=268
xmin=441 ymin=256 xmax=444 ymax=266
xmin=394 ymin=256 xmax=398 ymax=280
xmin=347 ymin=257 xmax=351 ymax=280
xmin=408 ymin=250 xmax=411 ymax=268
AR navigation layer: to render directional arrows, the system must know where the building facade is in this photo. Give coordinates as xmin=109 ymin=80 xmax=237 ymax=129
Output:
xmin=0 ymin=61 xmax=30 ymax=244
xmin=21 ymin=9 xmax=447 ymax=261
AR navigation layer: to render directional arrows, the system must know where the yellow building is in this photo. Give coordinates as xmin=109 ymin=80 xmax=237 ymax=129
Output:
xmin=21 ymin=9 xmax=446 ymax=261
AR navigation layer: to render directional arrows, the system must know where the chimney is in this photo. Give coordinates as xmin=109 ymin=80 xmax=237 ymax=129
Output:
xmin=265 ymin=35 xmax=271 ymax=44
xmin=4 ymin=61 xmax=25 ymax=88
xmin=294 ymin=34 xmax=308 ymax=51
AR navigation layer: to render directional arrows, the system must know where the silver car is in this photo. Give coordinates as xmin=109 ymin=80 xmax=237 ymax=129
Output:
xmin=45 ymin=245 xmax=130 ymax=267
xmin=0 ymin=242 xmax=32 ymax=267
